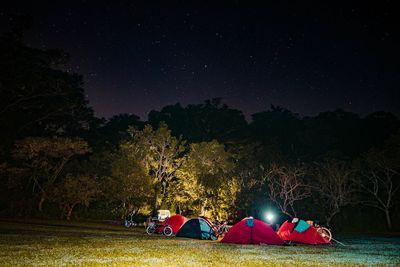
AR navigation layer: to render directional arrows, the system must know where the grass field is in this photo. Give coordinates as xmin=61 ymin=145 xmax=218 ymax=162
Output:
xmin=0 ymin=220 xmax=399 ymax=266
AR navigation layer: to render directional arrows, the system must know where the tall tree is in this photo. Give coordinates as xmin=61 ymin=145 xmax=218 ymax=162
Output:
xmin=123 ymin=123 xmax=185 ymax=213
xmin=357 ymin=133 xmax=400 ymax=229
xmin=264 ymin=164 xmax=310 ymax=218
xmin=312 ymin=159 xmax=356 ymax=226
xmin=52 ymin=174 xmax=99 ymax=221
xmin=165 ymin=166 xmax=200 ymax=216
xmin=0 ymin=23 xmax=95 ymax=152
xmin=102 ymin=147 xmax=153 ymax=218
xmin=364 ymin=112 xmax=400 ymax=150
xmin=301 ymin=110 xmax=363 ymax=159
xmin=229 ymin=142 xmax=265 ymax=218
xmin=148 ymin=98 xmax=247 ymax=142
xmin=12 ymin=137 xmax=90 ymax=212
xmin=93 ymin=114 xmax=144 ymax=151
xmin=184 ymin=140 xmax=236 ymax=219
xmin=250 ymin=106 xmax=304 ymax=163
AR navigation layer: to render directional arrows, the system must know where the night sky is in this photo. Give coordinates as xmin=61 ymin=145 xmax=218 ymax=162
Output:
xmin=1 ymin=1 xmax=399 ymax=120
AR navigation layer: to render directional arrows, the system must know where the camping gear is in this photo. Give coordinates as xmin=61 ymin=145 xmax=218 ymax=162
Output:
xmin=124 ymin=214 xmax=137 ymax=228
xmin=220 ymin=217 xmax=284 ymax=245
xmin=146 ymin=214 xmax=187 ymax=236
xmin=146 ymin=217 xmax=173 ymax=236
xmin=176 ymin=217 xmax=218 ymax=240
xmin=294 ymin=219 xmax=311 ymax=233
xmin=162 ymin=214 xmax=188 ymax=234
xmin=157 ymin=210 xmax=171 ymax=220
xmin=277 ymin=220 xmax=331 ymax=245
xmin=214 ymin=220 xmax=229 ymax=236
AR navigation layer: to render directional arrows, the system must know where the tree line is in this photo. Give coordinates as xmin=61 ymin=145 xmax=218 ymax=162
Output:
xmin=0 ymin=24 xmax=399 ymax=231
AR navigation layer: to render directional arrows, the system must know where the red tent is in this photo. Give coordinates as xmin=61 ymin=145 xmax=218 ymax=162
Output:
xmin=160 ymin=214 xmax=188 ymax=234
xmin=277 ymin=220 xmax=331 ymax=245
xmin=221 ymin=217 xmax=284 ymax=245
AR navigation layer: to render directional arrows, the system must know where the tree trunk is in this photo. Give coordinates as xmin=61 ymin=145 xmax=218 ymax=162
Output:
xmin=325 ymin=210 xmax=338 ymax=227
xmin=59 ymin=205 xmax=65 ymax=219
xmin=282 ymin=208 xmax=294 ymax=219
xmin=201 ymin=205 xmax=205 ymax=216
xmin=385 ymin=209 xmax=392 ymax=230
xmin=175 ymin=204 xmax=181 ymax=214
xmin=38 ymin=195 xmax=45 ymax=212
xmin=289 ymin=204 xmax=296 ymax=218
xmin=325 ymin=214 xmax=332 ymax=227
xmin=66 ymin=204 xmax=75 ymax=221
xmin=152 ymin=184 xmax=159 ymax=216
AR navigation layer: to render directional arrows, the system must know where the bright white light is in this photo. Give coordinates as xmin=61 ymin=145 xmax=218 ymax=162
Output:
xmin=265 ymin=212 xmax=274 ymax=223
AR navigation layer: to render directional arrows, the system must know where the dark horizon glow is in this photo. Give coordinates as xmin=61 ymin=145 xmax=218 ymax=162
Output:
xmin=1 ymin=1 xmax=398 ymax=120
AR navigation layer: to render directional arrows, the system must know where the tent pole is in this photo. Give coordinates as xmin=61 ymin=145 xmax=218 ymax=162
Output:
xmin=332 ymin=237 xmax=346 ymax=246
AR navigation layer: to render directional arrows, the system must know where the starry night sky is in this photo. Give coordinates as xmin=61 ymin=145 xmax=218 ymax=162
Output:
xmin=1 ymin=1 xmax=399 ymax=120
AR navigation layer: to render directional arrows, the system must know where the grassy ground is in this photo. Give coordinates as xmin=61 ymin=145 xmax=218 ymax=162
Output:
xmin=0 ymin=220 xmax=399 ymax=266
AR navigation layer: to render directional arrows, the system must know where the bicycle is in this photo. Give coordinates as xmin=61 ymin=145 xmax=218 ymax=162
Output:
xmin=315 ymin=226 xmax=332 ymax=242
xmin=214 ymin=220 xmax=229 ymax=236
xmin=124 ymin=214 xmax=138 ymax=228
xmin=302 ymin=219 xmax=332 ymax=243
xmin=146 ymin=218 xmax=173 ymax=236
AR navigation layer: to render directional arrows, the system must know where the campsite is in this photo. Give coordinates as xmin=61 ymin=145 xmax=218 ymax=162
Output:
xmin=1 ymin=1 xmax=400 ymax=266
xmin=1 ymin=219 xmax=399 ymax=266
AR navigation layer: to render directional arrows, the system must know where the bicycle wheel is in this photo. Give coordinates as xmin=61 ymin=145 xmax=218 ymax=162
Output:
xmin=163 ymin=226 xmax=173 ymax=236
xmin=317 ymin=227 xmax=332 ymax=242
xmin=146 ymin=225 xmax=156 ymax=235
xmin=124 ymin=220 xmax=131 ymax=228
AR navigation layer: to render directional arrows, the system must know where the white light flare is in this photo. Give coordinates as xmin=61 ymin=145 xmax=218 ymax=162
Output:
xmin=265 ymin=212 xmax=274 ymax=223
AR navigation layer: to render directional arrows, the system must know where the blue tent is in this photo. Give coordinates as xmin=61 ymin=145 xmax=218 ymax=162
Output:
xmin=176 ymin=218 xmax=218 ymax=240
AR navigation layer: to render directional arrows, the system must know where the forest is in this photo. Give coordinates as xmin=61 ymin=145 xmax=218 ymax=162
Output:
xmin=1 ymin=25 xmax=399 ymax=232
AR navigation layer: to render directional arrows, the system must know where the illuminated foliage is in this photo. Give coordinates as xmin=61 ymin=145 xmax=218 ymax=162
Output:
xmin=184 ymin=140 xmax=236 ymax=219
xmin=52 ymin=174 xmax=99 ymax=220
xmin=102 ymin=147 xmax=153 ymax=218
xmin=122 ymin=123 xmax=186 ymax=213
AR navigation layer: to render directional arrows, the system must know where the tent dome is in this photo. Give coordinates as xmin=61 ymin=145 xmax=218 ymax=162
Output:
xmin=176 ymin=218 xmax=218 ymax=240
xmin=221 ymin=217 xmax=283 ymax=245
xmin=162 ymin=214 xmax=188 ymax=234
xmin=277 ymin=220 xmax=331 ymax=245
